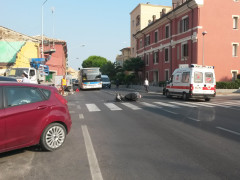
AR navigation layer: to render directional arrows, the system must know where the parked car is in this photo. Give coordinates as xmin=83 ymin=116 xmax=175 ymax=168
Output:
xmin=0 ymin=82 xmax=72 ymax=153
xmin=0 ymin=76 xmax=17 ymax=82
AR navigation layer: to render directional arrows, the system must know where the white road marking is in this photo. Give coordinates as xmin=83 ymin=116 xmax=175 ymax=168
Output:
xmin=222 ymin=102 xmax=240 ymax=106
xmin=79 ymin=114 xmax=84 ymax=119
xmin=67 ymin=103 xmax=75 ymax=106
xmin=104 ymin=103 xmax=122 ymax=111
xmin=69 ymin=111 xmax=75 ymax=114
xmin=77 ymin=105 xmax=81 ymax=109
xmin=140 ymin=102 xmax=162 ymax=108
xmin=82 ymin=125 xmax=103 ymax=180
xmin=216 ymin=127 xmax=240 ymax=136
xmin=187 ymin=117 xmax=201 ymax=122
xmin=185 ymin=102 xmax=214 ymax=107
xmin=203 ymin=102 xmax=239 ymax=110
xmin=121 ymin=103 xmax=141 ymax=110
xmin=86 ymin=104 xmax=101 ymax=112
xmin=154 ymin=102 xmax=179 ymax=108
xmin=161 ymin=109 xmax=178 ymax=114
xmin=170 ymin=102 xmax=197 ymax=107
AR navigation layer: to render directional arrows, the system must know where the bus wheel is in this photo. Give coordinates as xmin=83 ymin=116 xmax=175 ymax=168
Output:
xmin=182 ymin=93 xmax=188 ymax=101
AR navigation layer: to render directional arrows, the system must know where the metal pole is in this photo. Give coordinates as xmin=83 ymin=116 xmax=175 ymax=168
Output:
xmin=202 ymin=31 xmax=207 ymax=66
xmin=202 ymin=35 xmax=204 ymax=66
xmin=41 ymin=0 xmax=48 ymax=58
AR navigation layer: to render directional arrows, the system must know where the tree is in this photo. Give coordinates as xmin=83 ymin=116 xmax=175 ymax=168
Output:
xmin=82 ymin=56 xmax=108 ymax=68
xmin=100 ymin=61 xmax=123 ymax=80
xmin=123 ymin=57 xmax=144 ymax=75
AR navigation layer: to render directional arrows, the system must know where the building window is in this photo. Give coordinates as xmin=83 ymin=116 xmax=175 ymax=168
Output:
xmin=177 ymin=46 xmax=180 ymax=60
xmin=233 ymin=16 xmax=239 ymax=29
xmin=165 ymin=25 xmax=170 ymax=38
xmin=155 ymin=31 xmax=158 ymax=43
xmin=181 ymin=42 xmax=188 ymax=59
xmin=154 ymin=51 xmax=159 ymax=64
xmin=136 ymin=15 xmax=140 ymax=26
xmin=145 ymin=54 xmax=149 ymax=65
xmin=140 ymin=39 xmax=143 ymax=48
xmin=165 ymin=69 xmax=169 ymax=81
xmin=179 ymin=16 xmax=189 ymax=33
xmin=145 ymin=35 xmax=150 ymax=46
xmin=132 ymin=20 xmax=135 ymax=27
xmin=231 ymin=70 xmax=238 ymax=81
xmin=165 ymin=48 xmax=169 ymax=62
xmin=232 ymin=43 xmax=238 ymax=57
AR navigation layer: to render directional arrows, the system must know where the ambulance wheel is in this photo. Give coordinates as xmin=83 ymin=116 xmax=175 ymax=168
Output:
xmin=205 ymin=98 xmax=211 ymax=101
xmin=182 ymin=93 xmax=189 ymax=101
xmin=166 ymin=91 xmax=171 ymax=98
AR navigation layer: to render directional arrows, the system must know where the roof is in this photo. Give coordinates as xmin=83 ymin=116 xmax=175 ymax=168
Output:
xmin=134 ymin=0 xmax=194 ymax=37
xmin=0 ymin=26 xmax=40 ymax=42
xmin=33 ymin=35 xmax=66 ymax=44
xmin=130 ymin=3 xmax=171 ymax=14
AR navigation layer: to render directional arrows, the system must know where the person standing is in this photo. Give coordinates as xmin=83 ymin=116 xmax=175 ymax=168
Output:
xmin=61 ymin=75 xmax=67 ymax=96
xmin=144 ymin=78 xmax=149 ymax=93
xmin=22 ymin=71 xmax=30 ymax=83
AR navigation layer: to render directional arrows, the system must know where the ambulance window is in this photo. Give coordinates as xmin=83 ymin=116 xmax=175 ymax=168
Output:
xmin=205 ymin=72 xmax=213 ymax=83
xmin=174 ymin=73 xmax=181 ymax=83
xmin=194 ymin=72 xmax=203 ymax=83
xmin=182 ymin=72 xmax=190 ymax=83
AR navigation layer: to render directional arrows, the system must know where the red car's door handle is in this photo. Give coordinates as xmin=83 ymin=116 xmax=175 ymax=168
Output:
xmin=37 ymin=105 xmax=48 ymax=110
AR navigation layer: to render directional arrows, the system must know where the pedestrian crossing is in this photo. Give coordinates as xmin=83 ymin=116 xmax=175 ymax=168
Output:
xmin=68 ymin=100 xmax=240 ymax=113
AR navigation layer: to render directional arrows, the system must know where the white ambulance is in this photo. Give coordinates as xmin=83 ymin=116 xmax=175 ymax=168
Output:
xmin=165 ymin=64 xmax=216 ymax=101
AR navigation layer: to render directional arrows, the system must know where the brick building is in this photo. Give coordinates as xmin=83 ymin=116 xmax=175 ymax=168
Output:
xmin=134 ymin=0 xmax=240 ymax=84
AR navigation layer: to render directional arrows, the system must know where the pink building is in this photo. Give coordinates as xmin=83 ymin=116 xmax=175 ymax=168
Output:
xmin=35 ymin=36 xmax=68 ymax=77
xmin=135 ymin=0 xmax=240 ymax=84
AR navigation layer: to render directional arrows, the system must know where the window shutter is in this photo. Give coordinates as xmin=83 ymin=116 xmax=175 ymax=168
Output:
xmin=186 ymin=17 xmax=189 ymax=30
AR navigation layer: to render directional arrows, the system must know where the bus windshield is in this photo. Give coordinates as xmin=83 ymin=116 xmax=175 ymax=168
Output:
xmin=82 ymin=68 xmax=101 ymax=81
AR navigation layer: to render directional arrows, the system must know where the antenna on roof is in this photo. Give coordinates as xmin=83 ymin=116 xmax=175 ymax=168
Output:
xmin=146 ymin=2 xmax=150 ymax=4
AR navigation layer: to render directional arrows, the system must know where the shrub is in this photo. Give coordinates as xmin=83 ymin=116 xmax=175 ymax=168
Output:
xmin=216 ymin=80 xmax=240 ymax=89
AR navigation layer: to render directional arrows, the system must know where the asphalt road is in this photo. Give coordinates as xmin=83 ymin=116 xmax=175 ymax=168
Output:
xmin=1 ymin=88 xmax=240 ymax=180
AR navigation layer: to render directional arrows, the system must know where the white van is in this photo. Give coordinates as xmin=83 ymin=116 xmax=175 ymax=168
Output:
xmin=101 ymin=75 xmax=111 ymax=88
xmin=165 ymin=64 xmax=216 ymax=101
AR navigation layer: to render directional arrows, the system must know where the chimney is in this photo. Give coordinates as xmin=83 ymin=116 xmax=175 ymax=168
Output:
xmin=160 ymin=12 xmax=162 ymax=17
xmin=162 ymin=8 xmax=166 ymax=15
xmin=172 ymin=3 xmax=177 ymax=9
xmin=152 ymin=15 xmax=156 ymax=22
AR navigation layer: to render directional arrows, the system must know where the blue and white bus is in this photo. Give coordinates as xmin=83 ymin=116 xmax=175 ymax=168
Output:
xmin=78 ymin=68 xmax=102 ymax=89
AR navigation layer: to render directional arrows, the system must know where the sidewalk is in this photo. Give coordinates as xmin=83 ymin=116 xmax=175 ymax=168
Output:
xmin=115 ymin=85 xmax=240 ymax=97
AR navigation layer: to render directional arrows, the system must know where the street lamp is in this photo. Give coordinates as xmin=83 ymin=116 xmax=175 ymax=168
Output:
xmin=42 ymin=0 xmax=48 ymax=58
xmin=202 ymin=31 xmax=207 ymax=66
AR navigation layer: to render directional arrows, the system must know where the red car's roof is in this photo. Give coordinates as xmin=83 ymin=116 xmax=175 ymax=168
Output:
xmin=0 ymin=82 xmax=57 ymax=91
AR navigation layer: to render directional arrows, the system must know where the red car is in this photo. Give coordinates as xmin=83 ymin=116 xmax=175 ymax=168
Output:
xmin=0 ymin=82 xmax=72 ymax=153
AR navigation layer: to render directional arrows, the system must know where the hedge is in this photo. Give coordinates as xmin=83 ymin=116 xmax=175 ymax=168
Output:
xmin=216 ymin=80 xmax=240 ymax=89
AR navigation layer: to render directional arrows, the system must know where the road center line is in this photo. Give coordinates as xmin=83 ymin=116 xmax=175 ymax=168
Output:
xmin=82 ymin=125 xmax=103 ymax=180
xmin=79 ymin=114 xmax=84 ymax=119
xmin=216 ymin=127 xmax=240 ymax=136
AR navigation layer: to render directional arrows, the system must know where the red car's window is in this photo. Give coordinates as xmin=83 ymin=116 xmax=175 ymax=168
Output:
xmin=41 ymin=89 xmax=51 ymax=99
xmin=5 ymin=87 xmax=44 ymax=107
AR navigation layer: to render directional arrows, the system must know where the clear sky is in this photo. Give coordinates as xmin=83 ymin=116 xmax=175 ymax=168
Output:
xmin=1 ymin=0 xmax=172 ymax=70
